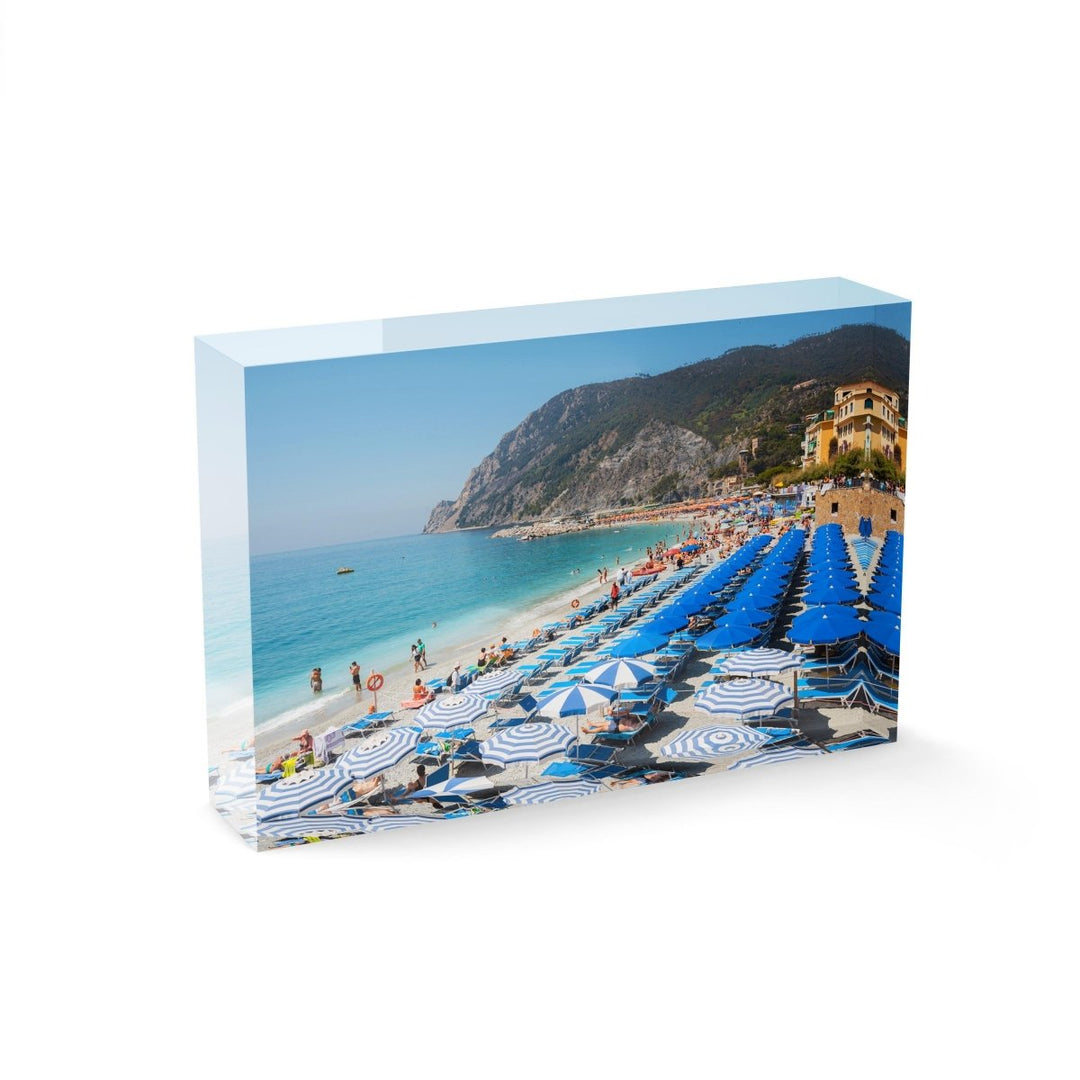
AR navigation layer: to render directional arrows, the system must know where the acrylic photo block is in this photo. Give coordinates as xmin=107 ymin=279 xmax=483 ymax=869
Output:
xmin=196 ymin=279 xmax=911 ymax=850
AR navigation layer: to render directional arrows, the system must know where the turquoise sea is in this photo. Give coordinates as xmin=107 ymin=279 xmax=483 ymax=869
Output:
xmin=206 ymin=524 xmax=680 ymax=731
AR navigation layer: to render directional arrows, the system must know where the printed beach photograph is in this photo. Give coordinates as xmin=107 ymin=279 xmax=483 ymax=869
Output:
xmin=203 ymin=297 xmax=910 ymax=849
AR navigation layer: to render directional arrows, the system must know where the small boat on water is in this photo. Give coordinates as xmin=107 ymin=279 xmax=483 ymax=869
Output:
xmin=336 ymin=567 xmax=355 ymax=575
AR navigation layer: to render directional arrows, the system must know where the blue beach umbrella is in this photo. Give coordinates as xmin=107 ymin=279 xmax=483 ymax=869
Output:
xmin=867 ymin=583 xmax=902 ymax=614
xmin=406 ymin=776 xmax=499 ymax=800
xmin=534 ymin=683 xmax=617 ymax=719
xmin=660 ymin=724 xmax=772 ymax=760
xmin=339 ymin=726 xmax=423 ymax=780
xmin=480 ymin=723 xmax=575 ymax=766
xmin=582 ymin=658 xmax=657 ymax=689
xmin=728 ymin=744 xmax=826 ymax=770
xmin=714 ymin=647 xmax=803 ymax=677
xmin=694 ymin=677 xmax=793 ymax=720
xmin=503 ymin=778 xmax=604 ymax=805
xmin=695 ymin=623 xmax=761 ymax=651
xmin=723 ymin=603 xmax=776 ymax=625
xmin=803 ymin=582 xmax=862 ymax=606
xmin=863 ymin=609 xmax=902 ymax=655
xmin=417 ymin=693 xmax=490 ymax=729
xmin=641 ymin=609 xmax=689 ymax=634
xmin=787 ymin=605 xmax=865 ymax=646
xmin=608 ymin=630 xmax=669 ymax=657
xmin=256 ymin=767 xmax=355 ymax=821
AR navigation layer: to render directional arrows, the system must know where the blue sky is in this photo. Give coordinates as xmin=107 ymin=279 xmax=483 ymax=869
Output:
xmin=244 ymin=303 xmax=910 ymax=553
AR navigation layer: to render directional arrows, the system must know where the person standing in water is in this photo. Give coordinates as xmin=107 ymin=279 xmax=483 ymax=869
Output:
xmin=310 ymin=667 xmax=323 ymax=694
xmin=350 ymin=661 xmax=361 ymax=694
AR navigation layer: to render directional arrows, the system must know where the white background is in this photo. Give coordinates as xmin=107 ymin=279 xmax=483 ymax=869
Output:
xmin=3 ymin=3 xmax=1076 ymax=1077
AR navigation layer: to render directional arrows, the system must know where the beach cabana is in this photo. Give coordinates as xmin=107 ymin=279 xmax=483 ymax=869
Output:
xmin=659 ymin=724 xmax=772 ymax=761
xmin=693 ymin=677 xmax=793 ymax=721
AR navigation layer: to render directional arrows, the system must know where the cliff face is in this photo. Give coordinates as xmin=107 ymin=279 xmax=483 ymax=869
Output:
xmin=423 ymin=323 xmax=909 ymax=532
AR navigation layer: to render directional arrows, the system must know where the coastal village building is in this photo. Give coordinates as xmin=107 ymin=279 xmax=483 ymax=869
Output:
xmin=801 ymin=380 xmax=907 ymax=469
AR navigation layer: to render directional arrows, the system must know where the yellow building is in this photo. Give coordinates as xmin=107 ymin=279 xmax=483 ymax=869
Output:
xmin=802 ymin=380 xmax=907 ymax=469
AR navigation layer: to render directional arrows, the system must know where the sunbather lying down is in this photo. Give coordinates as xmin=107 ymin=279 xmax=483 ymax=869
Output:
xmin=608 ymin=770 xmax=677 ymax=788
xmin=580 ymin=705 xmax=642 ymax=735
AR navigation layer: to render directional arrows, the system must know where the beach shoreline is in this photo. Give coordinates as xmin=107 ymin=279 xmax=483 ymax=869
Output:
xmin=209 ymin=518 xmax=701 ymax=770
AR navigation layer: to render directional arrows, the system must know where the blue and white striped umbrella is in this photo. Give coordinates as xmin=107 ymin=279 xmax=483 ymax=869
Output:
xmin=534 ymin=683 xmax=617 ymax=718
xmin=469 ymin=667 xmax=524 ymax=694
xmin=660 ymin=724 xmax=773 ymax=760
xmin=502 ymin=778 xmax=604 ymax=805
xmin=714 ymin=647 xmax=803 ymax=677
xmin=213 ymin=764 xmax=257 ymax=806
xmin=694 ymin=677 xmax=793 ymax=720
xmin=480 ymin=723 xmax=575 ymax=766
xmin=339 ymin=726 xmax=422 ymax=780
xmin=407 ymin=776 xmax=498 ymax=800
xmin=728 ymin=744 xmax=826 ymax=770
xmin=256 ymin=767 xmax=355 ymax=821
xmin=359 ymin=814 xmax=440 ymax=833
xmin=259 ymin=815 xmax=371 ymax=842
xmin=417 ymin=693 xmax=490 ymax=729
xmin=583 ymin=658 xmax=658 ymax=689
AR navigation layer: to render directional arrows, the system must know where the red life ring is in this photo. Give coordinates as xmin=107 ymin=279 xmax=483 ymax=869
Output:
xmin=571 ymin=598 xmax=580 ymax=609
xmin=366 ymin=673 xmax=384 ymax=692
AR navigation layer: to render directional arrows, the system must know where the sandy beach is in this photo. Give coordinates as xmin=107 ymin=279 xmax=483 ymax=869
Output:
xmin=210 ymin=502 xmax=898 ymax=850
xmin=207 ymin=516 xmax=699 ymax=770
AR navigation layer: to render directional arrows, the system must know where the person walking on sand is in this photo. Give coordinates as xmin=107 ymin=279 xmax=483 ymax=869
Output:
xmin=416 ymin=638 xmax=428 ymax=668
xmin=411 ymin=643 xmax=421 ymax=672
xmin=597 ymin=569 xmax=603 ymax=585
xmin=350 ymin=661 xmax=362 ymax=694
xmin=310 ymin=667 xmax=323 ymax=694
xmin=610 ymin=581 xmax=620 ymax=609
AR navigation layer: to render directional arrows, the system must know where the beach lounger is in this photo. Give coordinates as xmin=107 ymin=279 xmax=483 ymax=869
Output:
xmin=342 ymin=711 xmax=396 ymax=735
xmin=540 ymin=760 xmax=624 ymax=780
xmin=824 ymin=731 xmax=891 ymax=752
xmin=565 ymin=742 xmax=617 ymax=767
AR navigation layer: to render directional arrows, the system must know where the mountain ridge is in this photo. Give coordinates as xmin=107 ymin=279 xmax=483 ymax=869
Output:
xmin=424 ymin=323 xmax=909 ymax=532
